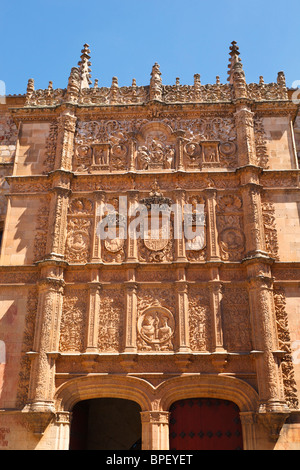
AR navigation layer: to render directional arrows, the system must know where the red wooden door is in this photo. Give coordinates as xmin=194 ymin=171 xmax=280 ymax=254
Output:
xmin=169 ymin=398 xmax=243 ymax=450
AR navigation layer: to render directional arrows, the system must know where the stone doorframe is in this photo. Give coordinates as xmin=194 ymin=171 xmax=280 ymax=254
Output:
xmin=54 ymin=374 xmax=259 ymax=450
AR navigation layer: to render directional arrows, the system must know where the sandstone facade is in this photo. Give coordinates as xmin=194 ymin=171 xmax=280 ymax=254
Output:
xmin=0 ymin=42 xmax=299 ymax=450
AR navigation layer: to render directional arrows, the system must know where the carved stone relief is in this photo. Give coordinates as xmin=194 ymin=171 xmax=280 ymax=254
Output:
xmin=33 ymin=198 xmax=50 ymax=262
xmin=59 ymin=288 xmax=88 ymax=352
xmin=188 ymin=286 xmax=211 ymax=351
xmin=138 ymin=306 xmax=175 ymax=351
xmin=98 ymin=288 xmax=124 ymax=352
xmin=216 ymin=194 xmax=245 ymax=261
xmin=222 ymin=287 xmax=252 ymax=351
xmin=137 ymin=289 xmax=176 ymax=352
xmin=261 ymin=200 xmax=279 ymax=260
xmin=274 ymin=287 xmax=299 ymax=410
xmin=65 ymin=198 xmax=93 ymax=263
xmin=43 ymin=120 xmax=58 ymax=174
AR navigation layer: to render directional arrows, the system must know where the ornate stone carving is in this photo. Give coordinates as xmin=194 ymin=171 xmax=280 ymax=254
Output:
xmin=216 ymin=194 xmax=245 ymax=261
xmin=98 ymin=288 xmax=124 ymax=352
xmin=16 ymin=288 xmax=38 ymax=409
xmin=33 ymin=198 xmax=50 ymax=262
xmin=222 ymin=287 xmax=252 ymax=351
xmin=137 ymin=289 xmax=176 ymax=351
xmin=43 ymin=121 xmax=58 ymax=174
xmin=274 ymin=287 xmax=299 ymax=410
xmin=137 ymin=306 xmax=175 ymax=351
xmin=188 ymin=287 xmax=211 ymax=352
xmin=65 ymin=198 xmax=93 ymax=264
xmin=261 ymin=201 xmax=279 ymax=260
xmin=59 ymin=288 xmax=88 ymax=352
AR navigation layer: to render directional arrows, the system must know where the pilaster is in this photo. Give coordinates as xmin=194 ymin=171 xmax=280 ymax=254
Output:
xmin=141 ymin=411 xmax=170 ymax=450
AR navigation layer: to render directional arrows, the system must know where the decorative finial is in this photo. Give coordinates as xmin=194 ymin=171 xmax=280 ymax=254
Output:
xmin=227 ymin=41 xmax=247 ymax=98
xmin=259 ymin=76 xmax=265 ymax=85
xmin=66 ymin=67 xmax=81 ymax=102
xmin=150 ymin=63 xmax=163 ymax=101
xmin=277 ymin=71 xmax=286 ymax=87
xmin=78 ymin=43 xmax=92 ymax=90
xmin=26 ymin=78 xmax=35 ymax=95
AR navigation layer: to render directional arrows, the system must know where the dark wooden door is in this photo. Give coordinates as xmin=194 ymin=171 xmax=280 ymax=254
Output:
xmin=169 ymin=398 xmax=243 ymax=450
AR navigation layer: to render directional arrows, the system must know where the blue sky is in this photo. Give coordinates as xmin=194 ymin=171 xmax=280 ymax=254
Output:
xmin=1 ymin=0 xmax=300 ymax=94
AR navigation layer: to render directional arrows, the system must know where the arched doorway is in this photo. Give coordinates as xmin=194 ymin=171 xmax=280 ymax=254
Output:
xmin=69 ymin=398 xmax=142 ymax=450
xmin=169 ymin=398 xmax=243 ymax=450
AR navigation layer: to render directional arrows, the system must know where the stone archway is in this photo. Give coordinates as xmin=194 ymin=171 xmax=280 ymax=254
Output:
xmin=54 ymin=374 xmax=259 ymax=451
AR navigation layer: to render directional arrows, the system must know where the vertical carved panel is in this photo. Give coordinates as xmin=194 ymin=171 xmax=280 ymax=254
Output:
xmin=188 ymin=286 xmax=212 ymax=352
xmin=59 ymin=288 xmax=88 ymax=353
xmin=222 ymin=286 xmax=252 ymax=352
xmin=274 ymin=287 xmax=299 ymax=410
xmin=98 ymin=287 xmax=124 ymax=353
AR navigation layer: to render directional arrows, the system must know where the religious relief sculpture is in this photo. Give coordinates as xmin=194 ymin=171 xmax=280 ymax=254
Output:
xmin=136 ymin=121 xmax=176 ymax=171
xmin=137 ymin=138 xmax=175 ymax=170
xmin=137 ymin=306 xmax=175 ymax=351
xmin=216 ymin=194 xmax=245 ymax=261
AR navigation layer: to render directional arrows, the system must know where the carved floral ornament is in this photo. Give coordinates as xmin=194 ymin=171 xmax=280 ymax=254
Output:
xmin=73 ymin=118 xmax=238 ymax=172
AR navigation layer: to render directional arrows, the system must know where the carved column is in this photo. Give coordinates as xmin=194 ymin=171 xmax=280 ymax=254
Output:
xmin=175 ymin=281 xmax=190 ymax=353
xmin=237 ymin=165 xmax=267 ymax=259
xmin=239 ymin=412 xmax=257 ymax=450
xmin=141 ymin=411 xmax=170 ymax=450
xmin=248 ymin=274 xmax=288 ymax=413
xmin=205 ymin=188 xmax=220 ymax=261
xmin=55 ymin=412 xmax=72 ymax=450
xmin=234 ymin=106 xmax=257 ymax=167
xmin=45 ymin=183 xmax=72 ymax=260
xmin=124 ymin=281 xmax=138 ymax=353
xmin=85 ymin=282 xmax=101 ymax=353
xmin=26 ymin=277 xmax=65 ymax=412
xmin=54 ymin=109 xmax=77 ymax=171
